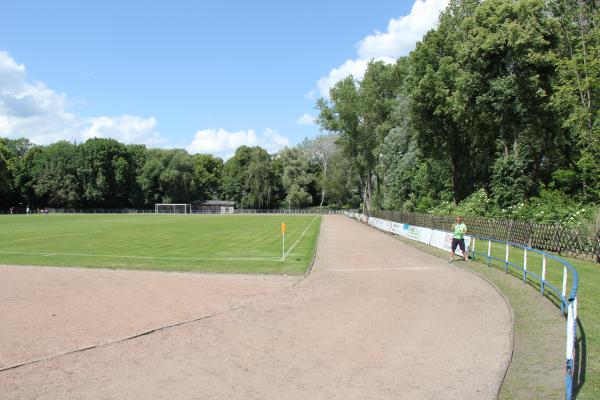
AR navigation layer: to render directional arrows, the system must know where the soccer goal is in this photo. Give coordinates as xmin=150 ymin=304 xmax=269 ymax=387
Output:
xmin=155 ymin=203 xmax=192 ymax=214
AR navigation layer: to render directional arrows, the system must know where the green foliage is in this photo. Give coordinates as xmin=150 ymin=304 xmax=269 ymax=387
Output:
xmin=30 ymin=141 xmax=81 ymax=208
xmin=243 ymin=148 xmax=279 ymax=209
xmin=137 ymin=148 xmax=194 ymax=205
xmin=550 ymin=0 xmax=600 ymax=202
xmin=428 ymin=187 xmax=596 ymax=231
xmin=2 ymin=0 xmax=599 ymax=222
xmin=192 ymin=154 xmax=223 ymax=201
xmin=76 ymin=138 xmax=136 ymax=207
xmin=497 ymin=190 xmax=594 ymax=229
xmin=490 ymin=152 xmax=537 ymax=208
xmin=428 ymin=188 xmax=497 ymax=217
xmin=317 ymin=60 xmax=403 ymax=211
xmin=0 ymin=143 xmax=12 ymax=203
xmin=279 ymin=147 xmax=315 ymax=209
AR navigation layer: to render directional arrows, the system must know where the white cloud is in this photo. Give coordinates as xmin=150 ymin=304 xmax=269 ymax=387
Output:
xmin=316 ymin=57 xmax=395 ymax=98
xmin=187 ymin=127 xmax=290 ymax=159
xmin=0 ymin=50 xmax=164 ymax=146
xmin=82 ymin=115 xmax=164 ymax=146
xmin=296 ymin=113 xmax=315 ymax=125
xmin=314 ymin=0 xmax=449 ymax=98
xmin=357 ymin=0 xmax=449 ymax=60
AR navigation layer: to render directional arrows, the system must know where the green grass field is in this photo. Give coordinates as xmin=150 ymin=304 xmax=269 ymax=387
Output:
xmin=0 ymin=214 xmax=321 ymax=275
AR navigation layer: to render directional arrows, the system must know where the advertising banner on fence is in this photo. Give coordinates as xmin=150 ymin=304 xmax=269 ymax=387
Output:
xmin=367 ymin=217 xmax=392 ymax=233
xmin=390 ymin=222 xmax=409 ymax=237
xmin=345 ymin=212 xmax=470 ymax=252
xmin=405 ymin=225 xmax=433 ymax=244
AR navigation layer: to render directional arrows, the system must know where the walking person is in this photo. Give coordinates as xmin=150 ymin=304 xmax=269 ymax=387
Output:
xmin=449 ymin=216 xmax=468 ymax=263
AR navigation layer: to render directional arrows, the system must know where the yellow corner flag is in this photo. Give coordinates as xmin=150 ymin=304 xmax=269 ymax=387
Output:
xmin=281 ymin=222 xmax=286 ymax=233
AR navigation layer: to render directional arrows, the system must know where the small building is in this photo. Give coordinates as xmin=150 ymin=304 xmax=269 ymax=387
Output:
xmin=192 ymin=200 xmax=235 ymax=214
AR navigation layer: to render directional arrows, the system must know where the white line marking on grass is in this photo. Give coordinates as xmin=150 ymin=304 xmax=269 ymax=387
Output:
xmin=11 ymin=231 xmax=103 ymax=242
xmin=0 ymin=250 xmax=282 ymax=262
xmin=284 ymin=216 xmax=319 ymax=259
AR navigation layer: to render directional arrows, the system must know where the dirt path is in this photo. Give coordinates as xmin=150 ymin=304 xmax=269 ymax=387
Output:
xmin=0 ymin=216 xmax=512 ymax=399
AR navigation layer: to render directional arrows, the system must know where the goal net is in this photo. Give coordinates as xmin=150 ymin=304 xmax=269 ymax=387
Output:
xmin=155 ymin=203 xmax=191 ymax=214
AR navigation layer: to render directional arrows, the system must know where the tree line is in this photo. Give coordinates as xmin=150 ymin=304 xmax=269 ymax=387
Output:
xmin=317 ymin=0 xmax=598 ymax=228
xmin=1 ymin=0 xmax=598 ymax=229
xmin=0 ymin=135 xmax=358 ymax=211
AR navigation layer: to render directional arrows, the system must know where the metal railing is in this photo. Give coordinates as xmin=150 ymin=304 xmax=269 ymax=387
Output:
xmin=346 ymin=211 xmax=580 ymax=400
xmin=469 ymin=236 xmax=579 ymax=400
xmin=369 ymin=209 xmax=599 ymax=262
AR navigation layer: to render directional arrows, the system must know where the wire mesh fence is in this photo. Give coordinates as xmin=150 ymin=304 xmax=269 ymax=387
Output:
xmin=369 ymin=210 xmax=600 ymax=262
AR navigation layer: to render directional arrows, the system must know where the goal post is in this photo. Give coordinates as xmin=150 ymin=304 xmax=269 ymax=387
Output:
xmin=155 ymin=203 xmax=192 ymax=214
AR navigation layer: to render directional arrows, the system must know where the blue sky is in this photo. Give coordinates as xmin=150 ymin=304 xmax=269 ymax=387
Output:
xmin=0 ymin=0 xmax=447 ymax=158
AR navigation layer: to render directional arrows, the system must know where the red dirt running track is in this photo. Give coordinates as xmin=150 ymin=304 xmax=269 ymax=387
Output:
xmin=0 ymin=215 xmax=512 ymax=399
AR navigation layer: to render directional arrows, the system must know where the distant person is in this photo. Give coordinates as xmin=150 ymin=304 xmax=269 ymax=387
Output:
xmin=26 ymin=206 xmax=30 ymax=215
xmin=9 ymin=206 xmax=14 ymax=214
xmin=449 ymin=216 xmax=468 ymax=263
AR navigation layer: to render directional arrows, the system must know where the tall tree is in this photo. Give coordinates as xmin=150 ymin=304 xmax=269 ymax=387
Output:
xmin=551 ymin=0 xmax=600 ymax=200
xmin=316 ymin=77 xmax=366 ymax=208
xmin=138 ymin=149 xmax=194 ymax=205
xmin=76 ymin=138 xmax=135 ymax=208
xmin=410 ymin=0 xmax=481 ymax=203
xmin=243 ymin=147 xmax=278 ymax=209
xmin=459 ymin=0 xmax=563 ymax=205
xmin=279 ymin=147 xmax=314 ymax=209
xmin=191 ymin=154 xmax=223 ymax=201
xmin=29 ymin=141 xmax=81 ymax=207
xmin=317 ymin=61 xmax=401 ymax=212
xmin=221 ymin=146 xmax=254 ymax=204
xmin=300 ymin=134 xmax=338 ymax=206
xmin=0 ymin=143 xmax=12 ymax=207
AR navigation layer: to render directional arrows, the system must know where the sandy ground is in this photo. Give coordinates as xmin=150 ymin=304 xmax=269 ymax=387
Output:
xmin=0 ymin=215 xmax=512 ymax=399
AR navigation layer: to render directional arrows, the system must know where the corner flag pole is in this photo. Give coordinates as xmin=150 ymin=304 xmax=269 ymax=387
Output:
xmin=281 ymin=222 xmax=286 ymax=261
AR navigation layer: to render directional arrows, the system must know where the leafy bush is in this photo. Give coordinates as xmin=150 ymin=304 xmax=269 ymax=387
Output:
xmin=427 ymin=189 xmax=498 ymax=217
xmin=424 ymin=188 xmax=596 ymax=231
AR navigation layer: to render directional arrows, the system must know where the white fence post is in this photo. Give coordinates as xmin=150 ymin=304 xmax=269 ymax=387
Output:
xmin=488 ymin=240 xmax=492 ymax=265
xmin=505 ymin=243 xmax=509 ymax=272
xmin=523 ymin=249 xmax=528 ymax=283
xmin=561 ymin=267 xmax=568 ymax=314
xmin=565 ymin=300 xmax=575 ymax=400
xmin=541 ymin=254 xmax=547 ymax=295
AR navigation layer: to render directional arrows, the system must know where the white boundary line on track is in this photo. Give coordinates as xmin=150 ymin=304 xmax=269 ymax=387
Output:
xmin=0 ymin=250 xmax=281 ymax=262
xmin=328 ymin=267 xmax=441 ymax=272
xmin=284 ymin=216 xmax=319 ymax=259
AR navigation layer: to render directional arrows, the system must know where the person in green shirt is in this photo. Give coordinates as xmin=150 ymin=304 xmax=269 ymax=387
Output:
xmin=450 ymin=216 xmax=468 ymax=263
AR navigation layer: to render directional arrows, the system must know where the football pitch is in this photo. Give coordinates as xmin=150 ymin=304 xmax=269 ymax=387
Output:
xmin=0 ymin=214 xmax=321 ymax=274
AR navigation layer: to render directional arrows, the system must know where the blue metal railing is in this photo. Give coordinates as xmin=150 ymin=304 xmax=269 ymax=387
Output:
xmin=344 ymin=211 xmax=581 ymax=400
xmin=469 ymin=235 xmax=579 ymax=400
